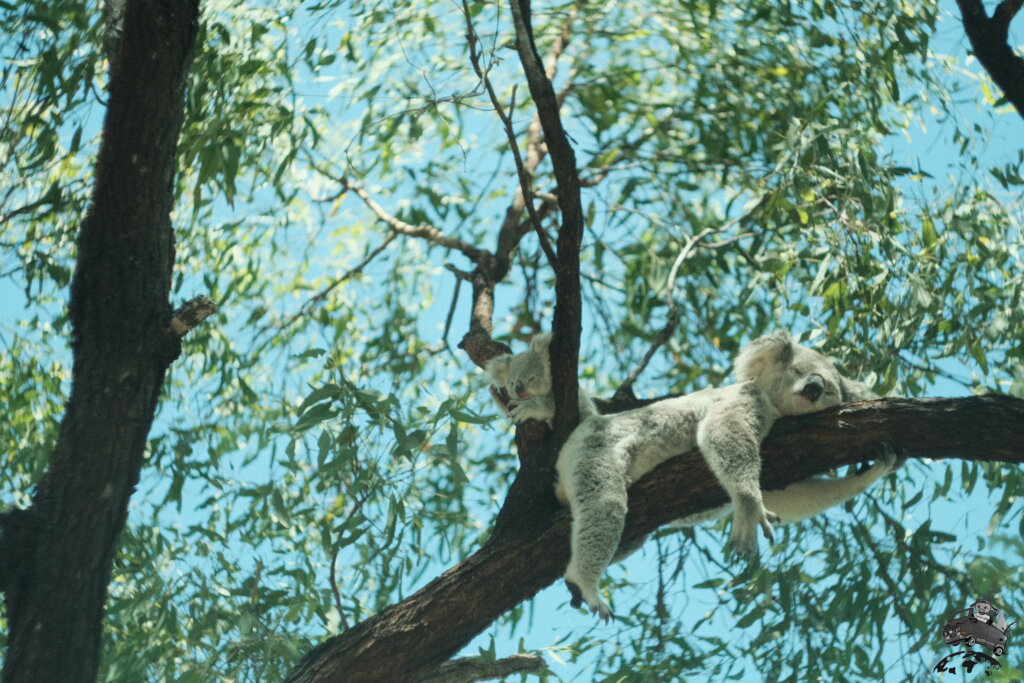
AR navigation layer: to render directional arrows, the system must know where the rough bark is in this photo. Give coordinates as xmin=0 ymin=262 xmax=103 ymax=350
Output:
xmin=508 ymin=0 xmax=585 ymax=447
xmin=0 ymin=1 xmax=200 ymax=681
xmin=281 ymin=395 xmax=1024 ymax=683
xmin=955 ymin=0 xmax=1024 ymax=119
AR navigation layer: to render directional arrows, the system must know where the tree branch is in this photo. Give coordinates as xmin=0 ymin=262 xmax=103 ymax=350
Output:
xmin=955 ymin=0 xmax=1024 ymax=118
xmin=462 ymin=5 xmax=556 ymax=268
xmin=281 ymin=395 xmax=1024 ymax=682
xmin=332 ymin=176 xmax=492 ymax=264
xmin=508 ymin=0 xmax=586 ymax=445
xmin=419 ymin=654 xmax=546 ymax=683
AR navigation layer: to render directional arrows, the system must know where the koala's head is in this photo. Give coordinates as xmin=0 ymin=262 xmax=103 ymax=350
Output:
xmin=485 ymin=333 xmax=553 ymax=400
xmin=734 ymin=331 xmax=878 ymax=416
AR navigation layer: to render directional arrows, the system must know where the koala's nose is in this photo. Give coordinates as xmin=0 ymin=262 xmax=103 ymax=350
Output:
xmin=513 ymin=381 xmax=526 ymax=395
xmin=800 ymin=374 xmax=825 ymax=402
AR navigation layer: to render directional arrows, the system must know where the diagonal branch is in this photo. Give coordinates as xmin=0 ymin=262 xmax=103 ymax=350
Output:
xmin=280 ymin=395 xmax=1024 ymax=682
xmin=332 ymin=176 xmax=492 ymax=263
xmin=463 ymin=3 xmax=556 ymax=267
xmin=955 ymin=0 xmax=1024 ymax=119
xmin=508 ymin=0 xmax=586 ymax=444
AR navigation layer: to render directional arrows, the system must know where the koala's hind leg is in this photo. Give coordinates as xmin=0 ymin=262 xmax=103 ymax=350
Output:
xmin=764 ymin=449 xmax=904 ymax=523
xmin=696 ymin=412 xmax=778 ymax=555
xmin=560 ymin=427 xmax=629 ymax=621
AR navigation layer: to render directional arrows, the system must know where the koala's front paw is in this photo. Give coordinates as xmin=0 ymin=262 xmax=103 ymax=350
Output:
xmin=509 ymin=397 xmax=554 ymax=425
xmin=728 ymin=501 xmax=779 ymax=557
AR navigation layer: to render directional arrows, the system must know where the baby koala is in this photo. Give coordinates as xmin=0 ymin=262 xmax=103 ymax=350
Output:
xmin=486 ymin=332 xmax=596 ymax=427
xmin=556 ymin=331 xmax=900 ymax=620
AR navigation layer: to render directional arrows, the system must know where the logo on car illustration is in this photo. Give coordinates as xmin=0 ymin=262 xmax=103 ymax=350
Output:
xmin=933 ymin=599 xmax=1015 ymax=677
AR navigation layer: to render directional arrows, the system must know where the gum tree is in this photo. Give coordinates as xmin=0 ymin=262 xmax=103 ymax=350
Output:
xmin=1 ymin=0 xmax=1023 ymax=681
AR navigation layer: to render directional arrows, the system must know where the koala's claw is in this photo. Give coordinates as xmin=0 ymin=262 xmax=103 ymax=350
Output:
xmin=728 ymin=508 xmax=778 ymax=557
xmin=566 ymin=579 xmax=613 ymax=622
xmin=760 ymin=512 xmax=779 ymax=545
xmin=489 ymin=385 xmax=511 ymax=417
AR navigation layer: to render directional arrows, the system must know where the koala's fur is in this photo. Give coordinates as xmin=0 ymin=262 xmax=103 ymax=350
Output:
xmin=486 ymin=333 xmax=596 ymax=427
xmin=556 ymin=331 xmax=899 ymax=620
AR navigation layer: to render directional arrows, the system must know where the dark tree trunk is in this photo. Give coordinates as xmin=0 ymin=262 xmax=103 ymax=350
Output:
xmin=282 ymin=395 xmax=1024 ymax=683
xmin=0 ymin=1 xmax=200 ymax=680
xmin=955 ymin=0 xmax=1024 ymax=119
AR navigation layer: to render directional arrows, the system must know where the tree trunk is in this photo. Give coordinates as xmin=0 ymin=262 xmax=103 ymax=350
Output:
xmin=0 ymin=1 xmax=200 ymax=680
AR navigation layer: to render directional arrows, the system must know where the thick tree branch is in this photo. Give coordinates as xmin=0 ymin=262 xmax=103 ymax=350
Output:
xmin=420 ymin=654 xmax=546 ymax=683
xmin=0 ymin=1 xmax=200 ymax=680
xmin=281 ymin=395 xmax=1024 ymax=682
xmin=508 ymin=0 xmax=586 ymax=446
xmin=955 ymin=0 xmax=1024 ymax=118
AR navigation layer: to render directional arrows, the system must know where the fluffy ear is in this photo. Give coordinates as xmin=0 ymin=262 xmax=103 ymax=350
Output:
xmin=529 ymin=332 xmax=553 ymax=357
xmin=734 ymin=331 xmax=794 ymax=382
xmin=485 ymin=355 xmax=512 ymax=384
xmin=840 ymin=377 xmax=879 ymax=402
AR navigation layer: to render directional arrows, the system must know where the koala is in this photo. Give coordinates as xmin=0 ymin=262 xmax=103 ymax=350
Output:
xmin=556 ymin=331 xmax=900 ymax=620
xmin=486 ymin=332 xmax=596 ymax=427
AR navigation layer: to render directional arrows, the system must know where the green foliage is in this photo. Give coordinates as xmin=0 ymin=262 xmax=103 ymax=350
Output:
xmin=2 ymin=0 xmax=1023 ymax=679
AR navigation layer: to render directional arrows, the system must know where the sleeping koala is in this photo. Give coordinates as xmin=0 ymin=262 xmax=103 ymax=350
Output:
xmin=486 ymin=332 xmax=596 ymax=427
xmin=556 ymin=331 xmax=899 ymax=620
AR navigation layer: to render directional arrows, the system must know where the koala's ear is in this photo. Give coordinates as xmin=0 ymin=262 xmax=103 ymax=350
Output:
xmin=485 ymin=355 xmax=512 ymax=384
xmin=840 ymin=377 xmax=879 ymax=402
xmin=734 ymin=331 xmax=794 ymax=381
xmin=529 ymin=332 xmax=553 ymax=356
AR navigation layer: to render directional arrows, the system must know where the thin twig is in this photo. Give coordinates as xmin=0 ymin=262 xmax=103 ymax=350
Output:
xmin=462 ymin=0 xmax=557 ymax=269
xmin=329 ymin=546 xmax=348 ymax=631
xmin=327 ymin=489 xmax=375 ymax=632
xmin=285 ymin=231 xmax=398 ymax=329
xmin=613 ymin=307 xmax=681 ymax=401
xmin=334 ymin=176 xmax=490 ymax=262
xmin=441 ymin=271 xmax=463 ymax=350
xmin=664 ymin=227 xmax=715 ymax=305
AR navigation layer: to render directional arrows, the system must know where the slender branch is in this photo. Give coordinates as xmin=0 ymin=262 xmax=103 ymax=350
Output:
xmin=291 ymin=232 xmax=398 ymax=323
xmin=462 ymin=6 xmax=556 ymax=268
xmin=329 ymin=547 xmax=348 ymax=632
xmin=440 ymin=271 xmax=463 ymax=349
xmin=613 ymin=308 xmax=681 ymax=401
xmin=332 ymin=177 xmax=491 ymax=263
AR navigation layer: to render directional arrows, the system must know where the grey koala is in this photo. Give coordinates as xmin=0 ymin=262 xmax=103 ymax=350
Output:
xmin=486 ymin=332 xmax=596 ymax=427
xmin=555 ymin=331 xmax=900 ymax=620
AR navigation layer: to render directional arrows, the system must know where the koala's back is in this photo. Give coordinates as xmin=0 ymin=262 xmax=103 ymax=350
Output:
xmin=618 ymin=389 xmax=713 ymax=481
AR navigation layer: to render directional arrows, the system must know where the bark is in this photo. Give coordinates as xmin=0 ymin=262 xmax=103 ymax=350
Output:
xmin=282 ymin=395 xmax=1024 ymax=683
xmin=955 ymin=0 xmax=1024 ymax=119
xmin=508 ymin=0 xmax=586 ymax=447
xmin=0 ymin=1 xmax=200 ymax=681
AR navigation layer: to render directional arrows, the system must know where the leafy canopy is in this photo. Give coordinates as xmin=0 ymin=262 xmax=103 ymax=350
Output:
xmin=1 ymin=0 xmax=1022 ymax=680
